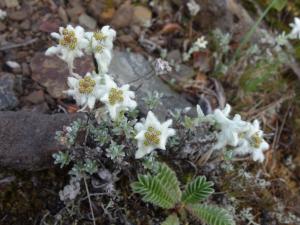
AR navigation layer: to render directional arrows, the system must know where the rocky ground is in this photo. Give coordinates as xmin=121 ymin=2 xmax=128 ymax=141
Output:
xmin=0 ymin=0 xmax=300 ymax=224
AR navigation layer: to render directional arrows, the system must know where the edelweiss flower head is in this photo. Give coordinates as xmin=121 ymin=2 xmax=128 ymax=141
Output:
xmin=101 ymin=79 xmax=137 ymax=121
xmin=85 ymin=26 xmax=116 ymax=73
xmin=184 ymin=36 xmax=208 ymax=61
xmin=193 ymin=36 xmax=208 ymax=50
xmin=289 ymin=17 xmax=300 ymax=39
xmin=65 ymin=72 xmax=108 ymax=111
xmin=211 ymin=105 xmax=248 ymax=150
xmin=233 ymin=120 xmax=269 ymax=162
xmin=187 ymin=0 xmax=200 ymax=17
xmin=134 ymin=111 xmax=176 ymax=159
xmin=46 ymin=25 xmax=89 ymax=71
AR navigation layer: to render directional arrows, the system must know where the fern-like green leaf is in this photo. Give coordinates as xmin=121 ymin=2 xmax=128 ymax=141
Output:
xmin=161 ymin=214 xmax=180 ymax=225
xmin=187 ymin=204 xmax=235 ymax=225
xmin=181 ymin=176 xmax=214 ymax=204
xmin=156 ymin=163 xmax=182 ymax=202
xmin=131 ymin=164 xmax=181 ymax=209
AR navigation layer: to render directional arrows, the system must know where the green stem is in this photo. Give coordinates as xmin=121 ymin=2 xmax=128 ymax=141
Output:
xmin=229 ymin=0 xmax=277 ymax=68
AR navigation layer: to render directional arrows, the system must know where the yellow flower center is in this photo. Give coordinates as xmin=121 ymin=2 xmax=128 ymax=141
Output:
xmin=95 ymin=45 xmax=104 ymax=53
xmin=144 ymin=126 xmax=161 ymax=146
xmin=108 ymin=88 xmax=124 ymax=105
xmin=79 ymin=76 xmax=96 ymax=94
xmin=93 ymin=31 xmax=107 ymax=41
xmin=59 ymin=29 xmax=77 ymax=50
xmin=250 ymin=133 xmax=262 ymax=148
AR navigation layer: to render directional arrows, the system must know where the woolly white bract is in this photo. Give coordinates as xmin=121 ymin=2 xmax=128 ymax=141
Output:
xmin=197 ymin=104 xmax=269 ymax=162
xmin=211 ymin=105 xmax=249 ymax=150
xmin=65 ymin=72 xmax=107 ymax=111
xmin=85 ymin=26 xmax=116 ymax=74
xmin=233 ymin=120 xmax=269 ymax=162
xmin=134 ymin=111 xmax=176 ymax=159
xmin=289 ymin=17 xmax=300 ymax=39
xmin=101 ymin=79 xmax=137 ymax=121
xmin=45 ymin=25 xmax=89 ymax=73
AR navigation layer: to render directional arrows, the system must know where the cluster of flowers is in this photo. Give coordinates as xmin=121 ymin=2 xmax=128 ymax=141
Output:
xmin=46 ymin=25 xmax=175 ymax=159
xmin=197 ymin=104 xmax=269 ymax=162
xmin=46 ymin=24 xmax=269 ymax=163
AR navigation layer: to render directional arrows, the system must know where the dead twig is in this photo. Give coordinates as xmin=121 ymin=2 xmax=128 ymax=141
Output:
xmin=0 ymin=38 xmax=38 ymax=51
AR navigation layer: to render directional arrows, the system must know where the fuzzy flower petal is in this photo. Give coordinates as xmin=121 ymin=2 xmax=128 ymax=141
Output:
xmin=65 ymin=72 xmax=108 ymax=110
xmin=289 ymin=17 xmax=300 ymax=39
xmin=134 ymin=111 xmax=175 ymax=159
xmin=100 ymin=79 xmax=137 ymax=121
xmin=46 ymin=25 xmax=89 ymax=71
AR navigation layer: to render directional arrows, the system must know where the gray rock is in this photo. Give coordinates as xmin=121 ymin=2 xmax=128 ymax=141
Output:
xmin=0 ymin=111 xmax=84 ymax=170
xmin=31 ymin=51 xmax=192 ymax=118
xmin=79 ymin=13 xmax=97 ymax=30
xmin=109 ymin=51 xmax=192 ymax=119
xmin=0 ymin=73 xmax=19 ymax=110
xmin=30 ymin=53 xmax=95 ymax=99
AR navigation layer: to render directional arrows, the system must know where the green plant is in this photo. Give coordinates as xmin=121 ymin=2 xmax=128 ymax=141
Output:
xmin=131 ymin=163 xmax=235 ymax=225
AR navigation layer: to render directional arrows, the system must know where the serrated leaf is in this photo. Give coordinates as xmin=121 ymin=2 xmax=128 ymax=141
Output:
xmin=131 ymin=163 xmax=181 ymax=209
xmin=182 ymin=176 xmax=214 ymax=204
xmin=187 ymin=204 xmax=235 ymax=225
xmin=161 ymin=214 xmax=180 ymax=225
xmin=156 ymin=163 xmax=182 ymax=202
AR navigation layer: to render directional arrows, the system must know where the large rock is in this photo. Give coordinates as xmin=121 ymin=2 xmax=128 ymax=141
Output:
xmin=0 ymin=111 xmax=84 ymax=170
xmin=31 ymin=51 xmax=192 ymax=119
xmin=109 ymin=51 xmax=192 ymax=119
xmin=30 ymin=54 xmax=94 ymax=99
xmin=0 ymin=73 xmax=19 ymax=110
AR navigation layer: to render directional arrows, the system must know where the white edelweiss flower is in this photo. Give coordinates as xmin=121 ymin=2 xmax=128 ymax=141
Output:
xmin=85 ymin=26 xmax=116 ymax=74
xmin=100 ymin=79 xmax=137 ymax=121
xmin=211 ymin=105 xmax=248 ymax=150
xmin=289 ymin=17 xmax=300 ymax=39
xmin=192 ymin=36 xmax=208 ymax=50
xmin=65 ymin=72 xmax=108 ymax=111
xmin=184 ymin=36 xmax=208 ymax=61
xmin=45 ymin=25 xmax=89 ymax=74
xmin=0 ymin=9 xmax=7 ymax=20
xmin=233 ymin=120 xmax=269 ymax=162
xmin=187 ymin=0 xmax=200 ymax=17
xmin=134 ymin=111 xmax=176 ymax=159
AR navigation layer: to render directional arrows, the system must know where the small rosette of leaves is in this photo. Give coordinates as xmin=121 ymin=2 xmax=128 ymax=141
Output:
xmin=187 ymin=204 xmax=235 ymax=225
xmin=182 ymin=176 xmax=214 ymax=204
xmin=53 ymin=151 xmax=71 ymax=168
xmin=131 ymin=163 xmax=181 ymax=209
